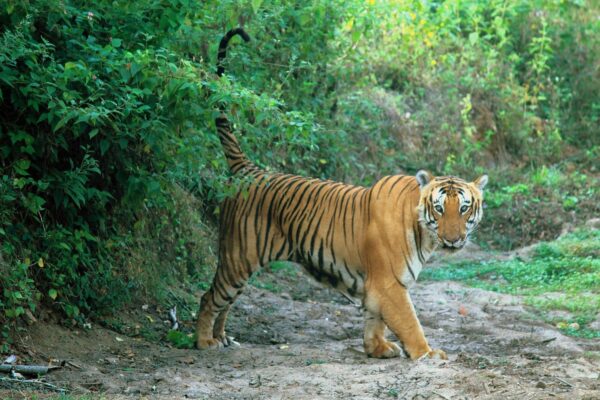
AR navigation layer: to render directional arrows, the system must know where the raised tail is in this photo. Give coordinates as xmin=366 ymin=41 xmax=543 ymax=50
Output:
xmin=215 ymin=28 xmax=253 ymax=174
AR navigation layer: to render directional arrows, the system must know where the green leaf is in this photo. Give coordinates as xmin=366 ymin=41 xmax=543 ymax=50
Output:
xmin=64 ymin=62 xmax=78 ymax=71
xmin=111 ymin=38 xmax=122 ymax=48
xmin=100 ymin=139 xmax=110 ymax=155
xmin=469 ymin=32 xmax=479 ymax=45
xmin=48 ymin=289 xmax=58 ymax=300
xmin=251 ymin=0 xmax=263 ymax=13
xmin=14 ymin=159 xmax=31 ymax=175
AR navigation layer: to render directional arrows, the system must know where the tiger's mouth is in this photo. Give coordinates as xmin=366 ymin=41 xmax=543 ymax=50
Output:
xmin=441 ymin=244 xmax=463 ymax=252
xmin=439 ymin=238 xmax=467 ymax=251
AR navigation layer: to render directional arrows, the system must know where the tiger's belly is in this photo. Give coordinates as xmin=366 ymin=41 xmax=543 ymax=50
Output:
xmin=301 ymin=255 xmax=365 ymax=297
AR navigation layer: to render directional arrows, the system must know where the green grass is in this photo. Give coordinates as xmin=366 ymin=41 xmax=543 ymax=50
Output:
xmin=422 ymin=229 xmax=600 ymax=338
xmin=165 ymin=330 xmax=196 ymax=349
xmin=249 ymin=261 xmax=298 ymax=293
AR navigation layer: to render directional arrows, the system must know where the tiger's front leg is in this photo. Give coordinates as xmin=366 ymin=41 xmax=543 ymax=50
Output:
xmin=363 ymin=308 xmax=403 ymax=358
xmin=363 ymin=283 xmax=447 ymax=360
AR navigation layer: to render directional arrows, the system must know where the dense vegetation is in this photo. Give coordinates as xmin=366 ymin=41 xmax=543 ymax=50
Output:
xmin=1 ymin=0 xmax=598 ymax=345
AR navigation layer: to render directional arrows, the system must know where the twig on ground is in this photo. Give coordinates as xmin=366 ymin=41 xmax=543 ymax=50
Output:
xmin=432 ymin=390 xmax=451 ymax=400
xmin=0 ymin=364 xmax=61 ymax=375
xmin=339 ymin=291 xmax=360 ymax=307
xmin=66 ymin=361 xmax=83 ymax=370
xmin=483 ymin=381 xmax=491 ymax=394
xmin=555 ymin=377 xmax=573 ymax=387
xmin=540 ymin=337 xmax=557 ymax=344
xmin=0 ymin=376 xmax=67 ymax=393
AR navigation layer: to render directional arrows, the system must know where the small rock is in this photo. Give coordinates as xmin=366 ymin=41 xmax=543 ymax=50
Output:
xmin=24 ymin=309 xmax=37 ymax=325
xmin=269 ymin=332 xmax=286 ymax=344
xmin=249 ymin=375 xmax=262 ymax=387
xmin=104 ymin=357 xmax=119 ymax=365
xmin=588 ymin=317 xmax=600 ymax=331
xmin=3 ymin=355 xmax=17 ymax=364
xmin=568 ymin=322 xmax=580 ymax=330
xmin=536 ymin=381 xmax=547 ymax=389
xmin=184 ymin=388 xmax=210 ymax=399
xmin=585 ymin=218 xmax=600 ymax=230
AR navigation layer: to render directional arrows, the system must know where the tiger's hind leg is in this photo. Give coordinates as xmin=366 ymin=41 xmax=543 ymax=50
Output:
xmin=212 ymin=302 xmax=239 ymax=347
xmin=196 ymin=261 xmax=255 ymax=349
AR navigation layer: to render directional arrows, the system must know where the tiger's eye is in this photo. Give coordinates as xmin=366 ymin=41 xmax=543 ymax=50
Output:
xmin=435 ymin=205 xmax=443 ymax=214
xmin=460 ymin=205 xmax=469 ymax=213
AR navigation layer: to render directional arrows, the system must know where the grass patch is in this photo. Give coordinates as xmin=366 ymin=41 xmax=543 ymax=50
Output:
xmin=422 ymin=229 xmax=600 ymax=338
xmin=165 ymin=330 xmax=196 ymax=349
xmin=249 ymin=261 xmax=298 ymax=293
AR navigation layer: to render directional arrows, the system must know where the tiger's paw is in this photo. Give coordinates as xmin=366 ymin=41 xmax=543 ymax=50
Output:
xmin=365 ymin=339 xmax=402 ymax=359
xmin=198 ymin=335 xmax=241 ymax=350
xmin=196 ymin=337 xmax=224 ymax=350
xmin=217 ymin=334 xmax=240 ymax=348
xmin=415 ymin=348 xmax=448 ymax=360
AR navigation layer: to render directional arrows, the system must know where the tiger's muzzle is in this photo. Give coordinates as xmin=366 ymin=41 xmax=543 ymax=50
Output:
xmin=440 ymin=236 xmax=466 ymax=251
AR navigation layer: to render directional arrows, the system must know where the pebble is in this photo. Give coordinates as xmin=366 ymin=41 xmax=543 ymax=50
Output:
xmin=535 ymin=381 xmax=546 ymax=389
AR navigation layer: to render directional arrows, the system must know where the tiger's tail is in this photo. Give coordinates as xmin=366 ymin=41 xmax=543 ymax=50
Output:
xmin=215 ymin=28 xmax=252 ymax=174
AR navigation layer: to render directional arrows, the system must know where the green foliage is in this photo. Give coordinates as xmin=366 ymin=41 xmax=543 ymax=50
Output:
xmin=250 ymin=261 xmax=298 ymax=293
xmin=165 ymin=330 xmax=196 ymax=349
xmin=480 ymin=166 xmax=598 ymax=249
xmin=422 ymin=229 xmax=600 ymax=338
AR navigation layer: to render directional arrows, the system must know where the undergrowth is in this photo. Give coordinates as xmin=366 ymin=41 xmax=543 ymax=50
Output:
xmin=422 ymin=229 xmax=600 ymax=338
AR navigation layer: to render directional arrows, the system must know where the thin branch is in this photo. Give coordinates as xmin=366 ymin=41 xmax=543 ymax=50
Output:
xmin=0 ymin=376 xmax=67 ymax=393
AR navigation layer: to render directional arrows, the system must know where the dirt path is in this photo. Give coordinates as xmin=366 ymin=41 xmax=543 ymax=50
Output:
xmin=2 ymin=252 xmax=599 ymax=399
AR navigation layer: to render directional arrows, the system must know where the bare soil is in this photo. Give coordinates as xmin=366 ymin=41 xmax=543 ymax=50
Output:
xmin=2 ymin=248 xmax=599 ymax=399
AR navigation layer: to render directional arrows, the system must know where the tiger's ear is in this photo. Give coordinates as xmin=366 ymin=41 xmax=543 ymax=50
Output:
xmin=416 ymin=170 xmax=433 ymax=188
xmin=473 ymin=174 xmax=489 ymax=191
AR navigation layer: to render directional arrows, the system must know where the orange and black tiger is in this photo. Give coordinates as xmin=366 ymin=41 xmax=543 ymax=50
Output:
xmin=196 ymin=28 xmax=488 ymax=360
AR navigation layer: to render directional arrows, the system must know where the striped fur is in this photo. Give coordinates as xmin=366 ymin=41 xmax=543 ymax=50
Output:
xmin=196 ymin=29 xmax=488 ymax=360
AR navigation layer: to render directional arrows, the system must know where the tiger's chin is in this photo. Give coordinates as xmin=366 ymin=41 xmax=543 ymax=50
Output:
xmin=441 ymin=245 xmax=463 ymax=253
xmin=439 ymin=242 xmax=467 ymax=253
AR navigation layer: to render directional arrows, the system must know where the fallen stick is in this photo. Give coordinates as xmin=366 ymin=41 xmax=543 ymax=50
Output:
xmin=483 ymin=381 xmax=491 ymax=395
xmin=0 ymin=376 xmax=67 ymax=393
xmin=555 ymin=377 xmax=573 ymax=387
xmin=0 ymin=364 xmax=60 ymax=375
xmin=432 ymin=390 xmax=451 ymax=400
xmin=339 ymin=291 xmax=360 ymax=307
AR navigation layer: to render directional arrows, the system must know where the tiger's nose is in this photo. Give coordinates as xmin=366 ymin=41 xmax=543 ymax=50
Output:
xmin=443 ymin=236 xmax=465 ymax=247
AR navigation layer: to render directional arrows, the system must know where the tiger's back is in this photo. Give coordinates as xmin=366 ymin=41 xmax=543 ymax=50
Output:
xmin=217 ymin=169 xmax=372 ymax=301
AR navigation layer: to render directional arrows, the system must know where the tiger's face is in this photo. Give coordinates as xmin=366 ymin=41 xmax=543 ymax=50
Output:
xmin=416 ymin=170 xmax=488 ymax=251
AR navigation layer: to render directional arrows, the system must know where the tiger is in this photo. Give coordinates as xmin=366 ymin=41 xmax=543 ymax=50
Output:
xmin=196 ymin=28 xmax=488 ymax=360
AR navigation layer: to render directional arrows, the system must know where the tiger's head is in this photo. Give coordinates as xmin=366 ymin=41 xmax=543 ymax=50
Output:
xmin=416 ymin=170 xmax=488 ymax=251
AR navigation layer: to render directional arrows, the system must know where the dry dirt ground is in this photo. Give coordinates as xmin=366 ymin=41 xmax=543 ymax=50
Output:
xmin=2 ymin=248 xmax=599 ymax=399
